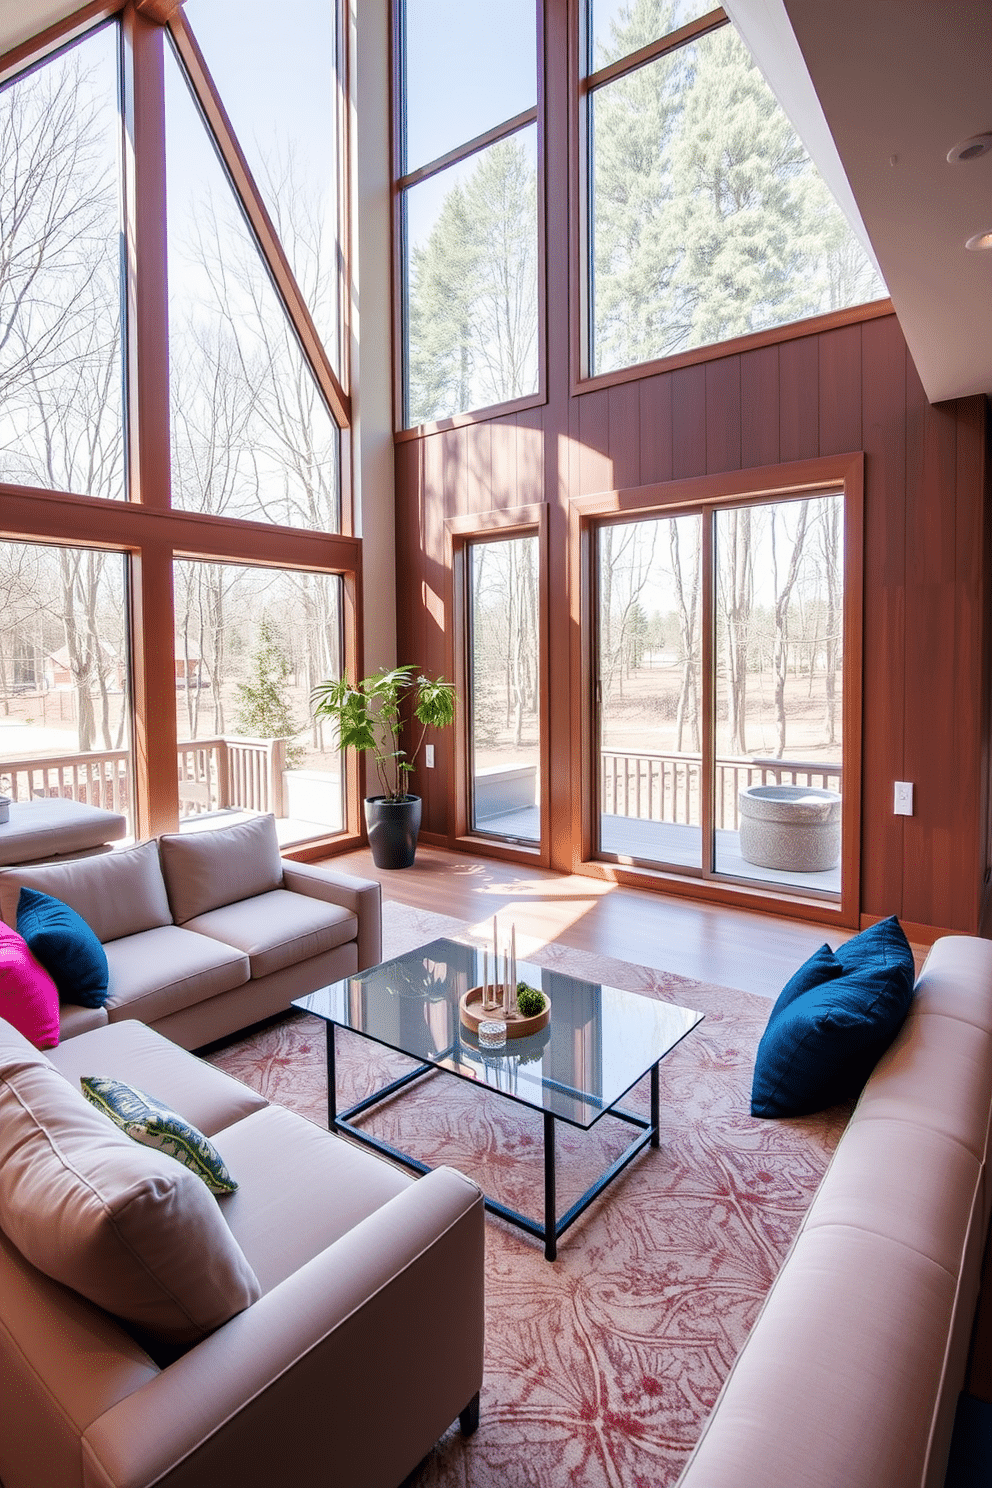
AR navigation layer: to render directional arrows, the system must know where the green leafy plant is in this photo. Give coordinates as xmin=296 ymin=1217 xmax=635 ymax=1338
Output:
xmin=515 ymin=985 xmax=545 ymax=1018
xmin=311 ymin=665 xmax=456 ymax=802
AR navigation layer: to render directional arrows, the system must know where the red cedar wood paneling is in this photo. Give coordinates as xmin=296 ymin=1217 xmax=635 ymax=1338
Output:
xmin=704 ymin=357 xmax=741 ymax=474
xmin=818 ymin=323 xmax=863 ymax=456
xmin=516 ymin=404 xmax=546 ymax=507
xmin=858 ymin=315 xmax=908 ymax=917
xmin=608 ymin=382 xmax=641 ymax=491
xmin=490 ymin=417 xmax=519 ymax=508
xmin=671 ymin=363 xmax=707 ymax=480
xmin=954 ymin=397 xmax=988 ymax=930
xmin=397 ymin=306 xmax=989 ymax=934
xmin=740 ymin=344 xmax=780 ymax=469
xmin=902 ymin=353 xmax=964 ymax=930
xmin=578 ymin=389 xmax=611 ymax=494
xmin=638 ymin=372 xmax=674 ymax=485
xmin=779 ymin=335 xmax=820 ymax=462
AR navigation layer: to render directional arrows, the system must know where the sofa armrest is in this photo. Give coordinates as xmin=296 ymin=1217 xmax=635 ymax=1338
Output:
xmin=280 ymin=860 xmax=381 ymax=969
xmin=80 ymin=1165 xmax=484 ymax=1488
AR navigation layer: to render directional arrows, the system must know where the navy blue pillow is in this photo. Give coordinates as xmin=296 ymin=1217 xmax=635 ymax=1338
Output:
xmin=769 ymin=942 xmax=845 ymax=1016
xmin=16 ymin=887 xmax=109 ymax=1009
xmin=751 ymin=916 xmax=915 ymax=1118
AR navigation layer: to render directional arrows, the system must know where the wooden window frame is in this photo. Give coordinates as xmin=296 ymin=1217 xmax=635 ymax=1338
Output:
xmin=568 ymin=452 xmax=864 ymax=929
xmin=446 ymin=504 xmax=551 ymax=867
xmin=570 ymin=1 xmax=893 ymax=396
xmin=392 ymin=0 xmax=548 ymax=436
xmin=0 ymin=3 xmax=362 ymax=855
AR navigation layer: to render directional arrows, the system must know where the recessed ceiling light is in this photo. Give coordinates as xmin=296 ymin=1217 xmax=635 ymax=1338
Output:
xmin=948 ymin=132 xmax=992 ymax=163
xmin=965 ymin=231 xmax=992 ymax=251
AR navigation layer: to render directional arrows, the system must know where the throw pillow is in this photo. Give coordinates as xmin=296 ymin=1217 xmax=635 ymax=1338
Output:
xmin=0 ymin=922 xmax=60 ymax=1050
xmin=0 ymin=1057 xmax=260 ymax=1349
xmin=769 ymin=942 xmax=845 ymax=1015
xmin=16 ymin=886 xmax=109 ymax=1008
xmin=81 ymin=1076 xmax=238 ymax=1194
xmin=751 ymin=915 xmax=916 ymax=1118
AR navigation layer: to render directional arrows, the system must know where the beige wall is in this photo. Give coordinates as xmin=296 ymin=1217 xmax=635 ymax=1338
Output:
xmin=350 ymin=0 xmax=395 ymax=675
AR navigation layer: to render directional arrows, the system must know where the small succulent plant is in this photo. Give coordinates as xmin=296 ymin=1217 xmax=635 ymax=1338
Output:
xmin=516 ymin=984 xmax=546 ymax=1018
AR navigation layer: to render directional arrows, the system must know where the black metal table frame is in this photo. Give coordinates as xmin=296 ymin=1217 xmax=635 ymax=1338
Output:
xmin=324 ymin=1025 xmax=660 ymax=1261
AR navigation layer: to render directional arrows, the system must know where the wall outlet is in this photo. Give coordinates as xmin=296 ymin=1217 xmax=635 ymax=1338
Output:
xmin=425 ymin=744 xmax=435 ymax=768
xmin=894 ymin=781 xmax=914 ymax=816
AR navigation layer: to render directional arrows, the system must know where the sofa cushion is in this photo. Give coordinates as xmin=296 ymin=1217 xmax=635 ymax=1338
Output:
xmin=0 ymin=1055 xmax=260 ymax=1348
xmin=80 ymin=1076 xmax=239 ymax=1194
xmin=211 ymin=1104 xmax=411 ymax=1293
xmin=49 ymin=1018 xmax=268 ymax=1136
xmin=158 ymin=814 xmax=284 ymax=925
xmin=17 ymin=888 xmax=109 ymax=1008
xmin=751 ymin=916 xmax=915 ymax=1118
xmin=184 ymin=890 xmax=358 ymax=980
xmin=103 ymin=924 xmax=250 ymax=1026
xmin=0 ymin=840 xmax=172 ymax=944
xmin=0 ymin=1014 xmax=55 ymax=1073
xmin=0 ymin=923 xmax=60 ymax=1050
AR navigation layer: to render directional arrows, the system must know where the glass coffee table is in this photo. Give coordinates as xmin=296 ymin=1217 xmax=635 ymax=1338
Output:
xmin=294 ymin=938 xmax=702 ymax=1260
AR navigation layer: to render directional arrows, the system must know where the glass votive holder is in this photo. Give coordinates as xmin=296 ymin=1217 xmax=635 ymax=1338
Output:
xmin=478 ymin=1019 xmax=507 ymax=1049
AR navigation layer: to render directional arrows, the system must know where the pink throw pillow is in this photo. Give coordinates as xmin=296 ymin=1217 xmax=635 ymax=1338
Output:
xmin=0 ymin=922 xmax=60 ymax=1050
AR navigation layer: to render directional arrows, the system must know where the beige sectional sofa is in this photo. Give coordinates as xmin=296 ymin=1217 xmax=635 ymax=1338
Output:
xmin=0 ymin=814 xmax=381 ymax=1049
xmin=676 ymin=934 xmax=992 ymax=1488
xmin=0 ymin=1014 xmax=485 ymax=1488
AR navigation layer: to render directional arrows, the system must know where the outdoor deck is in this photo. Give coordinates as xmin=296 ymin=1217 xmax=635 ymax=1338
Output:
xmin=478 ymin=806 xmax=841 ymax=897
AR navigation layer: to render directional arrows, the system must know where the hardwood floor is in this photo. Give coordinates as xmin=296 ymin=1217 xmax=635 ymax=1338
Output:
xmin=322 ymin=843 xmax=872 ymax=1000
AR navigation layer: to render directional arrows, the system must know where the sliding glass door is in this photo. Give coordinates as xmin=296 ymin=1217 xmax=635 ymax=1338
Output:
xmin=467 ymin=535 xmax=541 ymax=843
xmin=598 ymin=514 xmax=702 ymax=868
xmin=597 ymin=492 xmax=844 ymax=900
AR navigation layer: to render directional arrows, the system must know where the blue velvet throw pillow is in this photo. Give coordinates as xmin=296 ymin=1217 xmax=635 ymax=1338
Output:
xmin=751 ymin=916 xmax=915 ymax=1118
xmin=16 ymin=887 xmax=109 ymax=1009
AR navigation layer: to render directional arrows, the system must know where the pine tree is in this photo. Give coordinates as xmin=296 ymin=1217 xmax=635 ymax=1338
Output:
xmin=407 ymin=137 xmax=538 ymax=424
xmin=234 ymin=615 xmax=302 ymax=764
xmin=591 ymin=6 xmax=884 ymax=372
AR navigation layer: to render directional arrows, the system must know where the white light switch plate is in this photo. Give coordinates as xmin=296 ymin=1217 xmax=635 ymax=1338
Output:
xmin=894 ymin=781 xmax=914 ymax=816
xmin=425 ymin=745 xmax=435 ymax=768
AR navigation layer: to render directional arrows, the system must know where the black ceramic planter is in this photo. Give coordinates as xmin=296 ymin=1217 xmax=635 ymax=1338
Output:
xmin=364 ymin=794 xmax=423 ymax=869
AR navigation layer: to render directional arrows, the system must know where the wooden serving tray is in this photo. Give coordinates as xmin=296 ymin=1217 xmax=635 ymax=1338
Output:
xmin=459 ymin=984 xmax=551 ymax=1039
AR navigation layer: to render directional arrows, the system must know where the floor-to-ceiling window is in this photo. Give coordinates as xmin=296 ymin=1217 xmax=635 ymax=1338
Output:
xmin=0 ymin=3 xmax=356 ymax=846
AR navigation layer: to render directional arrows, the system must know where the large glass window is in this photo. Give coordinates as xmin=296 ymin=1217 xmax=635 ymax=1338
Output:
xmin=0 ymin=541 xmax=133 ymax=827
xmin=165 ymin=44 xmax=341 ymax=531
xmin=586 ymin=9 xmax=887 ymax=377
xmin=0 ymin=15 xmax=352 ymax=851
xmin=398 ymin=0 xmax=541 ymax=426
xmin=182 ymin=0 xmax=342 ymax=370
xmin=597 ymin=493 xmax=844 ymax=900
xmin=174 ymin=562 xmax=344 ymax=843
xmin=468 ymin=535 xmax=540 ymax=843
xmin=0 ymin=25 xmax=125 ymax=498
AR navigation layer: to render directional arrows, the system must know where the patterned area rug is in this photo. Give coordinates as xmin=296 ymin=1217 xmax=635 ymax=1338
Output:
xmin=207 ymin=902 xmax=849 ymax=1488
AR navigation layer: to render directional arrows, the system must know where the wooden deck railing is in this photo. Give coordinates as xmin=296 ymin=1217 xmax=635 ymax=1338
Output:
xmin=601 ymin=750 xmax=842 ymax=831
xmin=0 ymin=751 xmax=130 ymax=814
xmin=1 ymin=737 xmax=288 ymax=824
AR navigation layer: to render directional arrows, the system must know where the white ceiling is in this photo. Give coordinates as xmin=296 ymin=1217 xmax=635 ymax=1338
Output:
xmin=0 ymin=0 xmax=83 ymax=57
xmin=2 ymin=0 xmax=989 ymax=404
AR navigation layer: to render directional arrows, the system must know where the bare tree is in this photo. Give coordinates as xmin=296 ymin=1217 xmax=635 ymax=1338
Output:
xmin=769 ymin=501 xmax=810 ymax=756
xmin=717 ymin=507 xmax=755 ymax=755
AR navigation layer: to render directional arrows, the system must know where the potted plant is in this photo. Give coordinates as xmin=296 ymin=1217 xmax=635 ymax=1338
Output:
xmin=311 ymin=665 xmax=456 ymax=869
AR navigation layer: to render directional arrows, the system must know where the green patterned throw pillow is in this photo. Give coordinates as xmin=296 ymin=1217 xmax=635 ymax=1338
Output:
xmin=80 ymin=1076 xmax=238 ymax=1195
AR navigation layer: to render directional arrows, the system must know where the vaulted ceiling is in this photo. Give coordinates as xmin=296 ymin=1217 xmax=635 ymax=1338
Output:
xmin=3 ymin=0 xmax=989 ymax=405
